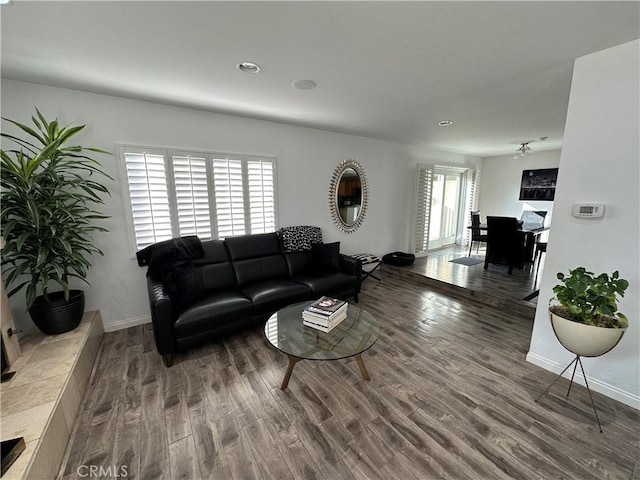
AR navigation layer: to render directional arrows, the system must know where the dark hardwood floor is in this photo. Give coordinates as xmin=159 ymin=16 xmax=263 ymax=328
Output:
xmin=395 ymin=244 xmax=544 ymax=320
xmin=60 ymin=265 xmax=639 ymax=480
xmin=408 ymin=244 xmax=542 ymax=303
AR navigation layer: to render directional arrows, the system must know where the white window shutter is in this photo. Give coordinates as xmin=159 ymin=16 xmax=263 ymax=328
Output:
xmin=172 ymin=153 xmax=212 ymax=240
xmin=247 ymin=157 xmax=276 ymax=234
xmin=124 ymin=151 xmax=172 ymax=250
xmin=122 ymin=146 xmax=278 ymax=254
xmin=414 ymin=164 xmax=434 ymax=256
xmin=465 ymin=168 xmax=479 ymax=245
xmin=212 ymin=156 xmax=246 ymax=238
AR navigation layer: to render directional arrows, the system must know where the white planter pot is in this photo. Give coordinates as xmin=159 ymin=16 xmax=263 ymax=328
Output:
xmin=549 ymin=310 xmax=627 ymax=357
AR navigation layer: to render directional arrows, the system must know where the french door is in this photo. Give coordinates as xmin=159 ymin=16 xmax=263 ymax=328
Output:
xmin=413 ymin=164 xmax=476 ymax=257
xmin=428 ymin=170 xmax=462 ymax=249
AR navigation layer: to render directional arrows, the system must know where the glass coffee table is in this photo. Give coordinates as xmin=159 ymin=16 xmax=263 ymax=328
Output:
xmin=264 ymin=301 xmax=380 ymax=390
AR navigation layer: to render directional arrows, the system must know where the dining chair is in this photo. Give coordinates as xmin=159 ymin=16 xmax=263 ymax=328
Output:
xmin=468 ymin=211 xmax=488 ymax=256
xmin=484 ymin=216 xmax=526 ymax=274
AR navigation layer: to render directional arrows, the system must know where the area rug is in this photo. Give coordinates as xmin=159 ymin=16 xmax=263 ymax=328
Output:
xmin=449 ymin=256 xmax=484 ymax=266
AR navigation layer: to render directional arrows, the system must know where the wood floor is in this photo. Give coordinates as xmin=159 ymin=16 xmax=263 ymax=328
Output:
xmin=407 ymin=244 xmax=542 ymax=305
xmin=60 ymin=267 xmax=639 ymax=480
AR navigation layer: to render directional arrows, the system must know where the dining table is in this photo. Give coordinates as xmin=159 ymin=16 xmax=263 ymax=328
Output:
xmin=468 ymin=223 xmax=549 ymax=263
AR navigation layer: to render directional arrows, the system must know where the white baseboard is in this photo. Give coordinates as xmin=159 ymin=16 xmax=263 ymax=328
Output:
xmin=526 ymin=352 xmax=640 ymax=410
xmin=102 ymin=315 xmax=150 ymax=332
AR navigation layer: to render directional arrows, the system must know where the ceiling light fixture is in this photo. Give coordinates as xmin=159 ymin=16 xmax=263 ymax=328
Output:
xmin=513 ymin=142 xmax=534 ymax=159
xmin=438 ymin=120 xmax=454 ymax=127
xmin=237 ymin=62 xmax=260 ymax=74
xmin=291 ymin=79 xmax=317 ymax=90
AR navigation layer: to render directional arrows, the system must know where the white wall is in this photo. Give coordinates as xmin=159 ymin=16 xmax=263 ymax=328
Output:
xmin=479 ymin=149 xmax=561 ymax=224
xmin=527 ymin=40 xmax=640 ymax=409
xmin=1 ymin=79 xmax=480 ymax=332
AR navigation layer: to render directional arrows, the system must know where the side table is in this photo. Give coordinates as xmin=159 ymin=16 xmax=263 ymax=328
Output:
xmin=352 ymin=253 xmax=382 ymax=282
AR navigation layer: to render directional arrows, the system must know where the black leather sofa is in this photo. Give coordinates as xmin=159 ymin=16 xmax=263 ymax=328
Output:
xmin=143 ymin=232 xmax=362 ymax=366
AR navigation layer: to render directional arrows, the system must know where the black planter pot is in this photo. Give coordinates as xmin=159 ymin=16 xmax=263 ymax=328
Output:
xmin=28 ymin=290 xmax=85 ymax=335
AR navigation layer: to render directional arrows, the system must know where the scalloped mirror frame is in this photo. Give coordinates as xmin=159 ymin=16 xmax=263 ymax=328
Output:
xmin=329 ymin=159 xmax=369 ymax=233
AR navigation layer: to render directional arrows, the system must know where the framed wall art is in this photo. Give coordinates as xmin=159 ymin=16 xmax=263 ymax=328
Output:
xmin=519 ymin=168 xmax=559 ymax=201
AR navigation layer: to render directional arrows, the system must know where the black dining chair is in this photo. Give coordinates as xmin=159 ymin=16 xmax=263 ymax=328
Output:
xmin=468 ymin=211 xmax=488 ymax=256
xmin=484 ymin=216 xmax=526 ymax=274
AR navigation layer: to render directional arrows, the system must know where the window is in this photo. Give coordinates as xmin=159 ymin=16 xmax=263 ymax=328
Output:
xmin=120 ymin=146 xmax=278 ymax=252
xmin=428 ymin=169 xmax=462 ymax=250
xmin=412 ymin=164 xmax=477 ymax=256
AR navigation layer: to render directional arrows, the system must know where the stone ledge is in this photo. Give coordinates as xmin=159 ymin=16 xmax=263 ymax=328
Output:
xmin=0 ymin=311 xmax=103 ymax=480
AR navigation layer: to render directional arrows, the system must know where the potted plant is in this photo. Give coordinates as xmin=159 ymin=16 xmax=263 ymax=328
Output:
xmin=1 ymin=109 xmax=111 ymax=334
xmin=550 ymin=267 xmax=629 ymax=357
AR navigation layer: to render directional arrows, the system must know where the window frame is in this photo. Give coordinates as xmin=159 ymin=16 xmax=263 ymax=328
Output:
xmin=118 ymin=144 xmax=279 ymax=257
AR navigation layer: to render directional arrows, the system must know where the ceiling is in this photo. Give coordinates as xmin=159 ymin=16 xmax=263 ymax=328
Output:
xmin=1 ymin=2 xmax=639 ymax=157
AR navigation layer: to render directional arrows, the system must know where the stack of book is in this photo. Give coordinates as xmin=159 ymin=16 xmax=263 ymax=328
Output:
xmin=302 ymin=296 xmax=348 ymax=333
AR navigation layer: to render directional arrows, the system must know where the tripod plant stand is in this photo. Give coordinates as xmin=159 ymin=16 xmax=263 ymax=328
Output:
xmin=535 ymin=309 xmax=627 ymax=433
xmin=535 ymin=354 xmax=603 ymax=432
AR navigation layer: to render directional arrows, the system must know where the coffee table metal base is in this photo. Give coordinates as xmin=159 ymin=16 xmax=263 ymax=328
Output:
xmin=280 ymin=353 xmax=371 ymax=390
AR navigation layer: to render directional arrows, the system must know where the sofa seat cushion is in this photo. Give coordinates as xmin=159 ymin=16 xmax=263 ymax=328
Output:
xmin=174 ymin=291 xmax=253 ymax=338
xmin=293 ymin=270 xmax=356 ymax=296
xmin=239 ymin=280 xmax=312 ymax=316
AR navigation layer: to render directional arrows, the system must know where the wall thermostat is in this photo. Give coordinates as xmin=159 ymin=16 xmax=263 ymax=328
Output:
xmin=572 ymin=204 xmax=605 ymax=218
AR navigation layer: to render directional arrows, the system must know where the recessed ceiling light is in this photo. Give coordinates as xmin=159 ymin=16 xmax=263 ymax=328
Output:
xmin=438 ymin=120 xmax=454 ymax=127
xmin=291 ymin=79 xmax=317 ymax=90
xmin=237 ymin=62 xmax=260 ymax=74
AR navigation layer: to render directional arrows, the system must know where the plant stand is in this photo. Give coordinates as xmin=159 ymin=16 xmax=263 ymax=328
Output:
xmin=535 ymin=354 xmax=603 ymax=433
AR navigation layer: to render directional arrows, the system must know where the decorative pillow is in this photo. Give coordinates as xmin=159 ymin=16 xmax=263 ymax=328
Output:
xmin=279 ymin=226 xmax=323 ymax=252
xmin=163 ymin=260 xmax=205 ymax=310
xmin=312 ymin=242 xmax=341 ymax=272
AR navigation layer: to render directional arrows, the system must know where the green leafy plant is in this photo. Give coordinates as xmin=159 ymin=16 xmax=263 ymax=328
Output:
xmin=551 ymin=267 xmax=629 ymax=328
xmin=1 ymin=109 xmax=111 ymax=308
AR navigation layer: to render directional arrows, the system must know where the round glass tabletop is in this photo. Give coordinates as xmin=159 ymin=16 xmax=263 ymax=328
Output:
xmin=264 ymin=301 xmax=379 ymax=361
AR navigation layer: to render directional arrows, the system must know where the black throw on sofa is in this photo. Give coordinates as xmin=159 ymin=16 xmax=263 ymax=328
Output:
xmin=139 ymin=229 xmax=362 ymax=366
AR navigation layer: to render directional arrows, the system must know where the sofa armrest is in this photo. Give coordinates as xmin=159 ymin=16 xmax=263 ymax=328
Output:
xmin=146 ymin=275 xmax=177 ymax=355
xmin=340 ymin=254 xmax=362 ymax=293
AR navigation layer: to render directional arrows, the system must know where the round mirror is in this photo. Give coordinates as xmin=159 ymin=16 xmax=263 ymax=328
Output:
xmin=329 ymin=159 xmax=368 ymax=233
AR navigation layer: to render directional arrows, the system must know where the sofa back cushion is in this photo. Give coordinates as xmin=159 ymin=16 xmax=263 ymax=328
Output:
xmin=194 ymin=240 xmax=236 ymax=291
xmin=225 ymin=233 xmax=289 ymax=287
